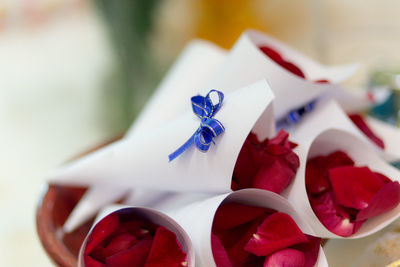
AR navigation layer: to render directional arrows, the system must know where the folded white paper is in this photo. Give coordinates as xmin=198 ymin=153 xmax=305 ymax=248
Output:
xmin=50 ymin=80 xmax=275 ymax=193
xmin=167 ymin=189 xmax=328 ymax=267
xmin=205 ymin=29 xmax=363 ymax=121
xmin=365 ymin=116 xmax=400 ymax=162
xmin=78 ymin=207 xmax=195 ymax=267
xmin=285 ymin=101 xmax=400 ymax=238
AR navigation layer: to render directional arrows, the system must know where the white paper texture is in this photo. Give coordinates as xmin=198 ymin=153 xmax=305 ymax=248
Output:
xmin=205 ymin=29 xmax=361 ymax=121
xmin=78 ymin=206 xmax=195 ymax=267
xmin=365 ymin=116 xmax=400 ymax=162
xmin=167 ymin=189 xmax=328 ymax=267
xmin=127 ymin=40 xmax=227 ymax=137
xmin=285 ymin=101 xmax=400 ymax=238
xmin=50 ymin=80 xmax=275 ymax=193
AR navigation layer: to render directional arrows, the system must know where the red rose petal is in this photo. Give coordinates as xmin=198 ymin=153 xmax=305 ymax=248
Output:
xmin=309 ymin=192 xmax=356 ymax=237
xmin=328 ymin=166 xmax=385 ymax=210
xmin=120 ymin=220 xmax=155 ymax=238
xmin=145 ymin=226 xmax=187 ymax=267
xmin=103 ymin=233 xmax=138 ymax=257
xmin=306 ymin=156 xmax=331 ymax=194
xmin=306 ymin=151 xmax=355 ymax=194
xmin=348 ymin=114 xmax=385 ymax=149
xmin=279 ymin=61 xmax=306 ymax=78
xmin=259 ymin=46 xmax=284 ymax=63
xmin=85 ymin=213 xmax=119 ymax=255
xmin=213 ymin=203 xmax=271 ymax=230
xmin=212 ymin=234 xmax=233 ymax=267
xmin=315 ymin=79 xmax=329 ymax=83
xmin=244 ymin=212 xmax=308 ymax=256
xmin=84 ymin=255 xmax=107 ymax=267
xmin=269 ymin=129 xmax=290 ymax=147
xmin=292 ymin=235 xmax=321 ymax=267
xmin=356 ymin=181 xmax=400 ymax=221
xmin=228 ymin=217 xmax=265 ymax=266
xmin=105 ymin=237 xmax=152 ymax=267
xmin=263 ymin=248 xmax=306 ymax=267
xmin=374 ymin=171 xmax=393 ymax=184
xmin=252 ymin=158 xmax=296 ymax=194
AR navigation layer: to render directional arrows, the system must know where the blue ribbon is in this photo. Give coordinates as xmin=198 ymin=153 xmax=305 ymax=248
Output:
xmin=168 ymin=90 xmax=225 ymax=161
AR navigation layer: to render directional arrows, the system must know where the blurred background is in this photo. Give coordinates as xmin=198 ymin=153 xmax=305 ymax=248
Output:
xmin=1 ymin=0 xmax=400 ymax=266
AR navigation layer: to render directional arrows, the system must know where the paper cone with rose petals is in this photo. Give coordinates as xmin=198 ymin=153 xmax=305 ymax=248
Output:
xmin=49 ymin=80 xmax=275 ymax=193
xmin=166 ymin=189 xmax=328 ymax=267
xmin=62 ymin=40 xmax=227 ymax=233
xmin=204 ymin=29 xmax=364 ymax=122
xmin=283 ymin=100 xmax=400 ymax=238
xmin=78 ymin=206 xmax=194 ymax=267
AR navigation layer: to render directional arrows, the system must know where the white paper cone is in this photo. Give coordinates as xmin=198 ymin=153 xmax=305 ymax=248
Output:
xmin=127 ymin=40 xmax=227 ymax=137
xmin=167 ymin=189 xmax=328 ymax=267
xmin=285 ymin=102 xmax=400 ymax=238
xmin=49 ymin=80 xmax=275 ymax=193
xmin=205 ymin=29 xmax=362 ymax=122
xmin=365 ymin=116 xmax=400 ymax=162
xmin=78 ymin=207 xmax=195 ymax=267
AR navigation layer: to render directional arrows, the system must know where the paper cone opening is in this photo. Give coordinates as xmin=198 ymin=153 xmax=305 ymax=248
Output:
xmin=78 ymin=207 xmax=194 ymax=267
xmin=168 ymin=189 xmax=328 ymax=267
xmin=289 ymin=128 xmax=400 ymax=239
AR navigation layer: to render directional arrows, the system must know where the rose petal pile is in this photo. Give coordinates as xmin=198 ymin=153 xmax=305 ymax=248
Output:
xmin=211 ymin=202 xmax=321 ymax=267
xmin=83 ymin=211 xmax=187 ymax=267
xmin=259 ymin=46 xmax=329 ymax=83
xmin=232 ymin=130 xmax=300 ymax=194
xmin=348 ymin=113 xmax=385 ymax=149
xmin=306 ymin=150 xmax=400 ymax=237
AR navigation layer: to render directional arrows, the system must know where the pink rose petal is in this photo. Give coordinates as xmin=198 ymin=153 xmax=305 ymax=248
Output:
xmin=263 ymin=248 xmax=306 ymax=267
xmin=356 ymin=181 xmax=400 ymax=221
xmin=292 ymin=235 xmax=321 ymax=267
xmin=244 ymin=212 xmax=308 ymax=256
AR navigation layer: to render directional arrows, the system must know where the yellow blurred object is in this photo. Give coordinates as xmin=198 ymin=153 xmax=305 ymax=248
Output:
xmin=387 ymin=259 xmax=400 ymax=267
xmin=194 ymin=0 xmax=267 ymax=49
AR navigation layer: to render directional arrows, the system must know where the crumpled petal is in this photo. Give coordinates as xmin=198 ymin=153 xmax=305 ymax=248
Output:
xmin=348 ymin=114 xmax=385 ymax=149
xmin=211 ymin=234 xmax=233 ymax=267
xmin=328 ymin=166 xmax=385 ymax=210
xmin=105 ymin=237 xmax=153 ymax=267
xmin=213 ymin=202 xmax=271 ymax=230
xmin=263 ymin=248 xmax=306 ymax=267
xmin=244 ymin=212 xmax=308 ymax=256
xmin=145 ymin=226 xmax=187 ymax=267
xmin=356 ymin=181 xmax=400 ymax=221
xmin=233 ymin=130 xmax=299 ymax=194
xmin=309 ymin=192 xmax=356 ymax=237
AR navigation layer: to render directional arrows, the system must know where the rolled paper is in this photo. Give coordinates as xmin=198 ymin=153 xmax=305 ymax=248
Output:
xmin=78 ymin=207 xmax=194 ymax=267
xmin=49 ymin=80 xmax=275 ymax=193
xmin=204 ymin=29 xmax=363 ymax=123
xmin=365 ymin=116 xmax=400 ymax=162
xmin=285 ymin=101 xmax=400 ymax=238
xmin=62 ymin=40 xmax=227 ymax=233
xmin=166 ymin=189 xmax=328 ymax=267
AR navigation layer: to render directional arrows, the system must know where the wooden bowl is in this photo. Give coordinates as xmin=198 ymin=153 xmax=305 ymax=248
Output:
xmin=36 ymin=136 xmax=122 ymax=267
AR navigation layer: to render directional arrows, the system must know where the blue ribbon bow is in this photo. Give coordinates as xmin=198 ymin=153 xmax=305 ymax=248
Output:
xmin=168 ymin=90 xmax=225 ymax=161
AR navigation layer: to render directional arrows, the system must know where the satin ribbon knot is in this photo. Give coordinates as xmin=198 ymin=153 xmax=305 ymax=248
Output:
xmin=168 ymin=90 xmax=225 ymax=161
